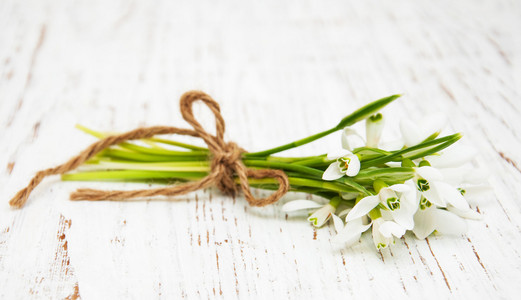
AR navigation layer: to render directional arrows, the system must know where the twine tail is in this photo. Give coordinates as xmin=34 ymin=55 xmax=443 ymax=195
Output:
xmin=8 ymin=126 xmax=193 ymax=208
xmin=9 ymin=169 xmax=55 ymax=208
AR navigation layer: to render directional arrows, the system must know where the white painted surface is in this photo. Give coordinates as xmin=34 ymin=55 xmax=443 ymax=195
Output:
xmin=1 ymin=0 xmax=520 ymax=298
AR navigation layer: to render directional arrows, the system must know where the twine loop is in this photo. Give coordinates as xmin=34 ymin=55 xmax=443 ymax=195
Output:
xmin=9 ymin=90 xmax=289 ymax=208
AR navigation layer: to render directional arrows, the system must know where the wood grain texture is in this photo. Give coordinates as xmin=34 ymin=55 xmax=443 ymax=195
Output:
xmin=1 ymin=0 xmax=520 ymax=298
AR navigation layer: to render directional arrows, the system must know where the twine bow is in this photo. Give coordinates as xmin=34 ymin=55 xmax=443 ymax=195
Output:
xmin=9 ymin=91 xmax=289 ymax=208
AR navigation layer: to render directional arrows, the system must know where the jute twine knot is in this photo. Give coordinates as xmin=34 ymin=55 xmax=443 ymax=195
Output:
xmin=210 ymin=141 xmax=244 ymax=196
xmin=9 ymin=91 xmax=289 ymax=209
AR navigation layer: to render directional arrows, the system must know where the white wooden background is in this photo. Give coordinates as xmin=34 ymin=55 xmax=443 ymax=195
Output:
xmin=1 ymin=0 xmax=520 ymax=298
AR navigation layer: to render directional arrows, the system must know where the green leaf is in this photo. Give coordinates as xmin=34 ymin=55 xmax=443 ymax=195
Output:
xmin=361 ymin=133 xmax=462 ymax=168
xmin=335 ymin=94 xmax=401 ymax=129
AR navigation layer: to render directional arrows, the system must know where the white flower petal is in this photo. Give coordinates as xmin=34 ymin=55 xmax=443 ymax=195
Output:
xmin=463 ymin=185 xmax=494 ymax=205
xmin=307 ymin=204 xmax=336 ymax=227
xmin=372 ymin=219 xmax=393 ymax=249
xmin=412 ymin=208 xmax=437 ymax=239
xmin=322 ymin=162 xmax=344 ymax=181
xmin=332 ymin=214 xmax=344 ymax=233
xmin=342 ymin=128 xmax=365 ymax=151
xmin=327 ymin=149 xmax=350 ymax=160
xmin=332 ymin=219 xmax=371 ymax=247
xmin=433 ymin=181 xmax=469 ymax=211
xmin=439 ymin=167 xmax=488 ymax=186
xmin=344 ymin=154 xmax=361 ymax=177
xmin=428 ymin=145 xmax=477 ymax=168
xmin=422 ymin=187 xmax=446 ymax=207
xmin=447 ymin=206 xmax=482 ymax=220
xmin=389 ymin=183 xmax=412 ymax=193
xmin=346 ymin=196 xmax=379 ymax=221
xmin=337 ymin=208 xmax=351 ymax=218
xmin=400 ymin=114 xmax=447 ymax=147
xmin=378 ymin=221 xmax=406 ymax=238
xmin=379 ymin=139 xmax=404 ymax=151
xmin=400 ymin=119 xmax=423 ymax=147
xmin=421 ymin=114 xmax=447 ymax=139
xmin=380 ymin=209 xmax=393 ymax=220
xmin=281 ymin=200 xmax=323 ymax=212
xmin=401 ymin=185 xmax=419 ymax=208
xmin=391 ymin=207 xmax=415 ymax=230
xmin=415 ymin=166 xmax=443 ymax=182
xmin=378 ymin=188 xmax=399 ymax=210
xmin=405 ymin=179 xmax=419 ymax=193
xmin=432 ymin=209 xmax=468 ymax=236
xmin=365 ymin=116 xmax=385 ymax=148
xmin=438 ymin=167 xmax=467 ymax=185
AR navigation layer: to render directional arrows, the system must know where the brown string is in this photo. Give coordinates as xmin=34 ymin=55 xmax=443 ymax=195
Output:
xmin=9 ymin=90 xmax=289 ymax=209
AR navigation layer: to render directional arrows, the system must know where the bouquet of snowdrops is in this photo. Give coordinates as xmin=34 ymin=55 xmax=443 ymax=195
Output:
xmin=62 ymin=94 xmax=487 ymax=250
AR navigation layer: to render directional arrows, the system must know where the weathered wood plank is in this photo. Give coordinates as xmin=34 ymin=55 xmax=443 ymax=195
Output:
xmin=1 ymin=0 xmax=520 ymax=298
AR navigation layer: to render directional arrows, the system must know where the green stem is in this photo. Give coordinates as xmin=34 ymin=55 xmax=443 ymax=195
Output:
xmin=245 ymin=160 xmax=370 ymax=194
xmin=243 ymin=159 xmax=325 ymax=178
xmin=79 ymin=160 xmax=210 ymax=172
xmin=149 ymin=138 xmax=208 ymax=151
xmin=246 ymin=94 xmax=400 ymax=157
xmin=293 ymin=155 xmax=327 ymax=166
xmin=361 ymin=133 xmax=462 ymax=168
xmin=118 ymin=142 xmax=208 ymax=156
xmin=62 ymin=169 xmax=358 ymax=195
xmin=101 ymin=148 xmax=208 ymax=162
xmin=62 ymin=170 xmax=207 ymax=181
xmin=245 ymin=127 xmax=338 ymax=157
xmin=74 ymin=157 xmax=372 ymax=196
xmin=76 ymin=124 xmax=209 ymax=152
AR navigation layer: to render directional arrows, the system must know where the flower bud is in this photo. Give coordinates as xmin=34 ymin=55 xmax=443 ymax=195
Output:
xmin=366 ymin=113 xmax=384 ymax=148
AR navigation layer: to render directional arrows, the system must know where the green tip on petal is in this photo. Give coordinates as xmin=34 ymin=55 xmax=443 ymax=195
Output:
xmin=369 ymin=113 xmax=383 ymax=122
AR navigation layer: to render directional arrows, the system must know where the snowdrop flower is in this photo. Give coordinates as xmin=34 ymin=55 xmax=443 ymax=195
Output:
xmin=380 ymin=182 xmax=419 ymax=229
xmin=447 ymin=205 xmax=482 ymax=220
xmin=413 ymin=166 xmax=470 ymax=211
xmin=445 ymin=184 xmax=488 ymax=220
xmin=411 ymin=162 xmax=481 ymax=239
xmin=331 ymin=213 xmax=371 ymax=247
xmin=342 ymin=114 xmax=385 ymax=150
xmin=438 ymin=166 xmax=487 ymax=186
xmin=345 ymin=181 xmax=417 ymax=230
xmin=341 ymin=128 xmax=365 ymax=151
xmin=424 ymin=147 xmax=489 ymax=219
xmin=427 ymin=144 xmax=478 ymax=169
xmin=324 ymin=114 xmax=388 ymax=181
xmin=307 ymin=203 xmax=337 ymax=227
xmin=335 ymin=181 xmax=415 ymax=249
xmin=282 ymin=198 xmax=341 ymax=227
xmin=323 ymin=114 xmax=387 ymax=181
xmin=456 ymin=185 xmax=493 ymax=207
xmin=365 ymin=113 xmax=385 ymax=148
xmin=372 ymin=218 xmax=406 ymax=249
xmin=412 ymin=204 xmax=468 ymax=239
xmin=322 ymin=150 xmax=361 ymax=180
xmin=400 ymin=114 xmax=447 ymax=147
xmin=332 ymin=213 xmax=405 ymax=249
